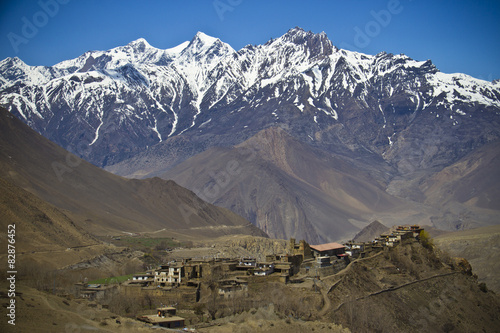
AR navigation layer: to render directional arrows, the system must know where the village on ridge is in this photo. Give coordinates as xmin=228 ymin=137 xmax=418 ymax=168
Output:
xmin=76 ymin=225 xmax=424 ymax=328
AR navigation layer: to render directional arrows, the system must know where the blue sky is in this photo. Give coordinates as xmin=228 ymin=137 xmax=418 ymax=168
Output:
xmin=0 ymin=0 xmax=499 ymax=80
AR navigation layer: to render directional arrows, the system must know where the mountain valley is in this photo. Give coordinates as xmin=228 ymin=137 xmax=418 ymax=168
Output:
xmin=1 ymin=27 xmax=500 ymax=332
xmin=2 ymin=27 xmax=499 ymax=242
xmin=1 ymin=0 xmax=500 ymax=326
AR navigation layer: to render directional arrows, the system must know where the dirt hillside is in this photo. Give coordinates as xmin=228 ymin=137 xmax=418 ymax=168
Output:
xmin=434 ymin=224 xmax=500 ymax=293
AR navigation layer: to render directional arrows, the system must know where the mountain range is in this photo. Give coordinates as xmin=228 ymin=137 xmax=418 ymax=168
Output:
xmin=1 ymin=27 xmax=499 ymax=242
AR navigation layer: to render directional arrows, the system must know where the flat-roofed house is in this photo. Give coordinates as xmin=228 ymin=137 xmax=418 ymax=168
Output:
xmin=254 ymin=262 xmax=275 ymax=276
xmin=218 ymin=279 xmax=248 ymax=298
xmin=237 ymin=258 xmax=257 ymax=270
xmin=137 ymin=307 xmax=185 ymax=329
xmin=130 ymin=273 xmax=154 ymax=285
xmin=310 ymin=242 xmax=346 ymax=258
xmin=154 ymin=262 xmax=184 ymax=286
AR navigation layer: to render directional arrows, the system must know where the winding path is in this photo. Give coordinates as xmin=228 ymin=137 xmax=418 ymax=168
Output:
xmin=313 ymin=252 xmax=460 ymax=317
xmin=331 ymin=271 xmax=460 ymax=313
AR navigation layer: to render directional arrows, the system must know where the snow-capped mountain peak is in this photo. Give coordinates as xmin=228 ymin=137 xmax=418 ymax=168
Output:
xmin=165 ymin=40 xmax=190 ymax=55
xmin=126 ymin=37 xmax=152 ymax=49
xmin=1 ymin=56 xmax=25 ymax=67
xmin=180 ymin=31 xmax=235 ymax=60
xmin=1 ymin=28 xmax=499 ymax=171
xmin=192 ymin=31 xmax=219 ymax=46
xmin=0 ymin=56 xmax=60 ymax=88
xmin=51 ymin=37 xmax=190 ymax=73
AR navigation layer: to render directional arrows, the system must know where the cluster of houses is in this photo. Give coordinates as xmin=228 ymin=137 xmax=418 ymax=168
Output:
xmin=78 ymin=225 xmax=424 ymax=328
xmin=126 ymin=225 xmax=424 ymax=291
xmin=128 ymin=238 xmax=351 ymax=290
xmin=378 ymin=225 xmax=423 ymax=246
xmin=344 ymin=224 xmax=424 ymax=256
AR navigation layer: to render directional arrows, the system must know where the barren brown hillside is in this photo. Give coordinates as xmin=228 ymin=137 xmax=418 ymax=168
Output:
xmin=0 ymin=282 xmax=153 ymax=333
xmin=0 ymin=177 xmax=97 ymax=253
xmin=0 ymin=107 xmax=264 ymax=239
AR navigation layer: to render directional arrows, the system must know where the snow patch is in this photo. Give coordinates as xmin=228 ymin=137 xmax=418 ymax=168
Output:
xmin=199 ymin=118 xmax=212 ymax=127
xmin=150 ymin=116 xmax=162 ymax=142
xmin=89 ymin=120 xmax=103 ymax=146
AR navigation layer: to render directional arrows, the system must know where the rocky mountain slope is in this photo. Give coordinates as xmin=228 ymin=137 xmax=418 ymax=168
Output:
xmin=324 ymin=241 xmax=500 ymax=332
xmin=0 ymin=107 xmax=264 ymax=238
xmin=161 ymin=127 xmax=416 ymax=242
xmin=421 ymin=142 xmax=500 ymax=217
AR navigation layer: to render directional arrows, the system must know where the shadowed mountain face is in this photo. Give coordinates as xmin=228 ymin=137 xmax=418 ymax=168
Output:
xmin=421 ymin=142 xmax=500 ymax=211
xmin=0 ymin=177 xmax=98 ymax=253
xmin=0 ymin=107 xmax=265 ymax=238
xmin=161 ymin=127 xmax=408 ymax=243
xmin=416 ymin=142 xmax=500 ymax=231
xmin=161 ymin=127 xmax=500 ymax=242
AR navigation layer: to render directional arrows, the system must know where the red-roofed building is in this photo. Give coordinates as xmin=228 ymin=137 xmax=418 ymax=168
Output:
xmin=309 ymin=242 xmax=346 ymax=258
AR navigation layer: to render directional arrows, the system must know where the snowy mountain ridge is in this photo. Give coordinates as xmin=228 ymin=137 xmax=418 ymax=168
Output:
xmin=1 ymin=27 xmax=499 ymax=169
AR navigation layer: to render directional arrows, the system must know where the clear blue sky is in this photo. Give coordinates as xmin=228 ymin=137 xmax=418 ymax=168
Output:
xmin=0 ymin=0 xmax=499 ymax=80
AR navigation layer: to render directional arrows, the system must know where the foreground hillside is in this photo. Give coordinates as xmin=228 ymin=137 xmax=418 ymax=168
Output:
xmin=0 ymin=282 xmax=153 ymax=333
xmin=187 ymin=238 xmax=500 ymax=332
xmin=323 ymin=241 xmax=500 ymax=332
xmin=1 ymin=224 xmax=498 ymax=333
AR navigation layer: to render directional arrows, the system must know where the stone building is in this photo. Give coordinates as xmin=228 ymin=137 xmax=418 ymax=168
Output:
xmin=289 ymin=238 xmax=313 ymax=259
